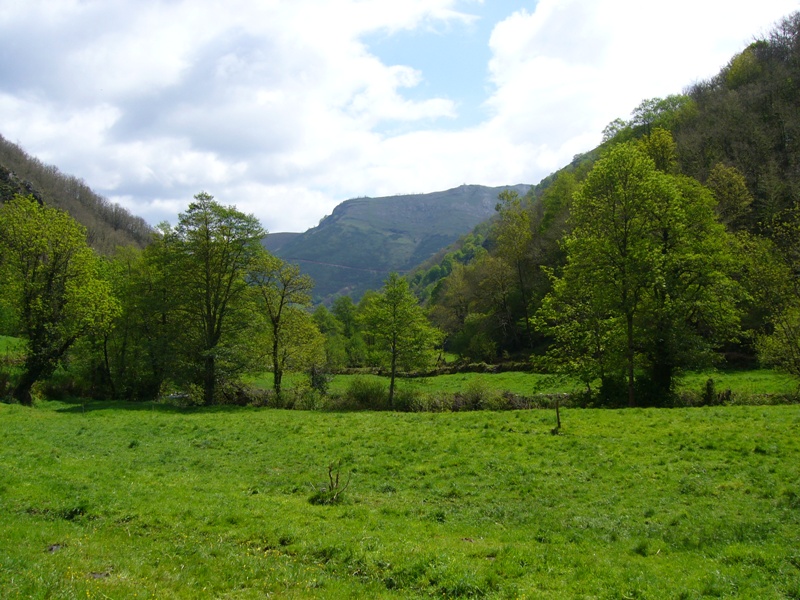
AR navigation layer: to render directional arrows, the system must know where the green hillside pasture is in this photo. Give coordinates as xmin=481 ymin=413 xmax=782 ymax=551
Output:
xmin=248 ymin=371 xmax=598 ymax=398
xmin=679 ymin=369 xmax=799 ymax=397
xmin=1 ymin=402 xmax=799 ymax=598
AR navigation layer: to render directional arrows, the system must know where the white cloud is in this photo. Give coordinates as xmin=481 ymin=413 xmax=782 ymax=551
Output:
xmin=480 ymin=0 xmax=800 ymax=187
xmin=0 ymin=0 xmax=798 ymax=232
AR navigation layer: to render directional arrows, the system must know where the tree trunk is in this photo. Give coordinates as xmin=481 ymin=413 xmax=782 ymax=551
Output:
xmin=13 ymin=358 xmax=48 ymax=406
xmin=517 ymin=262 xmax=533 ymax=348
xmin=626 ymin=313 xmax=636 ymax=407
xmin=388 ymin=343 xmax=397 ymax=410
xmin=204 ymin=354 xmax=215 ymax=405
xmin=272 ymin=336 xmax=282 ymax=398
xmin=103 ymin=335 xmax=117 ymax=399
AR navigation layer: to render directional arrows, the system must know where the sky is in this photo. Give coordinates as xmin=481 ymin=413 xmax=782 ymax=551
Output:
xmin=1 ymin=1 xmax=798 ymax=233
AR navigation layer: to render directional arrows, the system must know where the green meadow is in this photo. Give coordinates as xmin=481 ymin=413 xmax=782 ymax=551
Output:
xmin=2 ymin=400 xmax=799 ymax=598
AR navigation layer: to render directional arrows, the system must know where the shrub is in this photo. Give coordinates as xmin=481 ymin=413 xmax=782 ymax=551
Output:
xmin=461 ymin=378 xmax=500 ymax=410
xmin=286 ymin=384 xmax=326 ymax=411
xmin=392 ymin=386 xmax=422 ymax=412
xmin=308 ymin=365 xmax=333 ymax=395
xmin=308 ymin=460 xmax=351 ymax=505
xmin=344 ymin=377 xmax=387 ymax=410
xmin=218 ymin=381 xmax=272 ymax=406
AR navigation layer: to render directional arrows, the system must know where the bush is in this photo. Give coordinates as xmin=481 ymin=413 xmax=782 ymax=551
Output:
xmin=308 ymin=365 xmax=333 ymax=395
xmin=284 ymin=384 xmax=326 ymax=411
xmin=392 ymin=386 xmax=421 ymax=412
xmin=407 ymin=392 xmax=452 ymax=412
xmin=344 ymin=377 xmax=387 ymax=410
xmin=218 ymin=381 xmax=272 ymax=406
xmin=461 ymin=378 xmax=500 ymax=410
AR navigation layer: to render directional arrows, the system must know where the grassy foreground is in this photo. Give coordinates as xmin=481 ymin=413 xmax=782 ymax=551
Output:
xmin=1 ymin=401 xmax=799 ymax=598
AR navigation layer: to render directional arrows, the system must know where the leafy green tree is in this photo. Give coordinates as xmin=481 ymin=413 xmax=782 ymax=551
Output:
xmin=538 ymin=141 xmax=740 ymax=406
xmin=743 ymin=214 xmax=800 ymax=378
xmin=705 ymin=163 xmax=753 ymax=229
xmin=271 ymin=306 xmax=326 ymax=389
xmin=538 ymin=170 xmax=578 ymax=235
xmin=638 ymin=127 xmax=679 ymax=174
xmin=250 ymin=251 xmax=316 ymax=397
xmin=164 ymin=192 xmax=265 ymax=404
xmin=332 ymin=295 xmax=368 ymax=367
xmin=637 ymin=174 xmax=741 ymax=401
xmin=493 ymin=190 xmax=534 ymax=347
xmin=313 ymin=304 xmax=348 ymax=370
xmin=360 ymin=273 xmax=441 ymax=408
xmin=97 ymin=241 xmax=185 ymax=400
xmin=0 ymin=195 xmax=119 ymax=404
xmin=630 ymin=95 xmax=695 ymax=134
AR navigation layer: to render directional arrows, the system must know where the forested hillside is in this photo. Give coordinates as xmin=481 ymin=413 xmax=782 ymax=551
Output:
xmin=0 ymin=134 xmax=151 ymax=253
xmin=418 ymin=13 xmax=800 ymax=406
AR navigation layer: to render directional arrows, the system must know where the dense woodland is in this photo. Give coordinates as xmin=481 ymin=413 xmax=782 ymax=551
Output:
xmin=411 ymin=13 xmax=800 ymax=404
xmin=1 ymin=14 xmax=800 ymax=408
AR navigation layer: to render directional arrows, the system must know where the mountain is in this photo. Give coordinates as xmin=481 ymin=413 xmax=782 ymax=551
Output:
xmin=262 ymin=232 xmax=301 ymax=253
xmin=0 ymin=134 xmax=151 ymax=253
xmin=267 ymin=184 xmax=530 ymax=302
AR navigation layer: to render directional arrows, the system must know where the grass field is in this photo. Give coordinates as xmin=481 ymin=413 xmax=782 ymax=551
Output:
xmin=1 ymin=400 xmax=799 ymax=598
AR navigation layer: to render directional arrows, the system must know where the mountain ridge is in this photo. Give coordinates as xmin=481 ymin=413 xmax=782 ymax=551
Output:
xmin=267 ymin=183 xmax=530 ymax=301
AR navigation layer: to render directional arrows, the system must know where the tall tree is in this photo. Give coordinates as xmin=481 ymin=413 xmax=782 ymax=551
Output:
xmin=538 ymin=140 xmax=740 ymax=406
xmin=360 ymin=273 xmax=441 ymax=408
xmin=166 ymin=192 xmax=265 ymax=404
xmin=250 ymin=251 xmax=316 ymax=397
xmin=98 ymin=240 xmax=184 ymax=400
xmin=0 ymin=195 xmax=119 ymax=404
xmin=493 ymin=189 xmax=534 ymax=347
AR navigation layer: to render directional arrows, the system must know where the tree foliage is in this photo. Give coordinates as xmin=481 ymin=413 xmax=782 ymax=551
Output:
xmin=537 ymin=139 xmax=741 ymax=406
xmin=360 ymin=273 xmax=441 ymax=407
xmin=250 ymin=251 xmax=319 ymax=397
xmin=162 ymin=193 xmax=265 ymax=404
xmin=0 ymin=195 xmax=119 ymax=404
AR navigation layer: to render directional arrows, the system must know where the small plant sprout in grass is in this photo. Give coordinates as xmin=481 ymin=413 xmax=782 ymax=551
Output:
xmin=551 ymin=396 xmax=562 ymax=435
xmin=309 ymin=459 xmax=351 ymax=505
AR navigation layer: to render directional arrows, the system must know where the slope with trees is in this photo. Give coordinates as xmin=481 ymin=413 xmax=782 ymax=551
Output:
xmin=0 ymin=135 xmax=152 ymax=254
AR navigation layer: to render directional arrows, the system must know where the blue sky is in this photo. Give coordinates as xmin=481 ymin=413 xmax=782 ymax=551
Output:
xmin=364 ymin=1 xmax=535 ymax=130
xmin=0 ymin=0 xmax=798 ymax=232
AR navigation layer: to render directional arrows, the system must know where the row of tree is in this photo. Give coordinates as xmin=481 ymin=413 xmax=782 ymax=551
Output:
xmin=3 ymin=15 xmax=799 ymax=408
xmin=0 ymin=193 xmax=441 ymax=406
xmin=1 ymin=128 xmax=797 ymax=409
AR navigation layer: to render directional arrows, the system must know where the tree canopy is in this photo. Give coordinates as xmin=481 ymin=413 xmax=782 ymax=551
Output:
xmin=537 ymin=137 xmax=741 ymax=406
xmin=0 ymin=195 xmax=118 ymax=404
